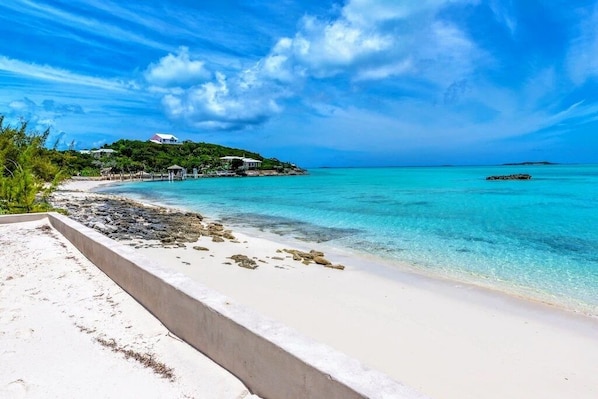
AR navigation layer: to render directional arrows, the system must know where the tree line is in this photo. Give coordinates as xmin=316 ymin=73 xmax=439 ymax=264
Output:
xmin=98 ymin=139 xmax=292 ymax=174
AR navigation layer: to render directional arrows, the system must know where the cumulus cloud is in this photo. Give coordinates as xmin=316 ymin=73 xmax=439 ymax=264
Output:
xmin=149 ymin=0 xmax=482 ymax=130
xmin=161 ymin=72 xmax=285 ymax=130
xmin=144 ymin=47 xmax=211 ymax=87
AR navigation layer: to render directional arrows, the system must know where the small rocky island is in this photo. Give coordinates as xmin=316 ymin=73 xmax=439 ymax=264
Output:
xmin=486 ymin=174 xmax=532 ymax=181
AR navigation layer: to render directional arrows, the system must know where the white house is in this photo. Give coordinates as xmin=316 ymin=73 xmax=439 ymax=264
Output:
xmin=91 ymin=149 xmax=116 ymax=158
xmin=80 ymin=149 xmax=116 ymax=158
xmin=220 ymin=156 xmax=262 ymax=170
xmin=149 ymin=133 xmax=180 ymax=144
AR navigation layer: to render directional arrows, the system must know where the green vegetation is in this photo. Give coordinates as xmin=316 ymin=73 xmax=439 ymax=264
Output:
xmin=0 ymin=116 xmax=66 ymax=214
xmin=98 ymin=139 xmax=294 ymax=174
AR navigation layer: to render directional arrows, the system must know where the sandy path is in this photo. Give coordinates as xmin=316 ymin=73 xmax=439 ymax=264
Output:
xmin=0 ymin=218 xmax=259 ymax=399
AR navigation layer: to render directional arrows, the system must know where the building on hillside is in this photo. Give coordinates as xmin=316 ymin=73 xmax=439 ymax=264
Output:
xmin=80 ymin=149 xmax=116 ymax=158
xmin=149 ymin=133 xmax=180 ymax=144
xmin=91 ymin=149 xmax=117 ymax=158
xmin=220 ymin=156 xmax=262 ymax=170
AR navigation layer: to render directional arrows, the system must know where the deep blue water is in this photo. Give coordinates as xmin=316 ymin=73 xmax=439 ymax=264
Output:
xmin=99 ymin=165 xmax=598 ymax=314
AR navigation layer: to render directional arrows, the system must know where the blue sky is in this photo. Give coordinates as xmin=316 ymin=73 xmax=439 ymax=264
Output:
xmin=1 ymin=0 xmax=598 ymax=167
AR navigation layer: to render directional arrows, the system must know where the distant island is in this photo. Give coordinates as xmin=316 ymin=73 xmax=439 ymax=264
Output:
xmin=501 ymin=161 xmax=557 ymax=166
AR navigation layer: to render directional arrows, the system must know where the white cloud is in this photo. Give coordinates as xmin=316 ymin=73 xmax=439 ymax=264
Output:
xmin=151 ymin=0 xmax=483 ymax=130
xmin=144 ymin=47 xmax=211 ymax=87
xmin=258 ymin=0 xmax=481 ymax=82
xmin=489 ymin=0 xmax=517 ymax=36
xmin=567 ymin=5 xmax=598 ymax=85
xmin=0 ymin=56 xmax=129 ymax=91
xmin=291 ymin=15 xmax=393 ymax=76
xmin=2 ymin=0 xmax=170 ymax=51
xmin=5 ymin=97 xmax=87 ymax=139
xmin=161 ymin=72 xmax=284 ymax=130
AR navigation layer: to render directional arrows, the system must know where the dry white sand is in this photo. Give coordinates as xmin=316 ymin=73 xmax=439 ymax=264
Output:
xmin=43 ymin=179 xmax=598 ymax=399
xmin=0 ymin=218 xmax=259 ymax=399
xmin=136 ymin=230 xmax=598 ymax=399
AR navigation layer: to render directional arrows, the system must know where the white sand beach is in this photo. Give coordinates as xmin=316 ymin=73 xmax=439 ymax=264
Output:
xmin=137 ymin=229 xmax=598 ymax=399
xmin=0 ymin=217 xmax=259 ymax=399
xmin=5 ymin=178 xmax=597 ymax=399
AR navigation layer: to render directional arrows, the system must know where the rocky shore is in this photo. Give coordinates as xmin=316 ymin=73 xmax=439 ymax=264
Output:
xmin=50 ymin=191 xmax=235 ymax=247
xmin=49 ymin=188 xmax=342 ymax=269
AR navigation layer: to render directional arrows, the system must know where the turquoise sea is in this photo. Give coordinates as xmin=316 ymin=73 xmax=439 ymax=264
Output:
xmin=99 ymin=165 xmax=598 ymax=315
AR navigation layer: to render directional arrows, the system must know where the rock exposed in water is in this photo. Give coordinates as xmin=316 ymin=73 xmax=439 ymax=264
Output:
xmin=486 ymin=174 xmax=532 ymax=181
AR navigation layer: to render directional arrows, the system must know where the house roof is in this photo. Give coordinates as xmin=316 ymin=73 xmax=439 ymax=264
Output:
xmin=167 ymin=164 xmax=184 ymax=170
xmin=153 ymin=133 xmax=178 ymax=140
xmin=220 ymin=156 xmax=262 ymax=163
xmin=92 ymin=149 xmax=116 ymax=153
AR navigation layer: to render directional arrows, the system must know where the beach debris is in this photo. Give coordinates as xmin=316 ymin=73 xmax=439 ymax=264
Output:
xmin=486 ymin=174 xmax=532 ymax=180
xmin=96 ymin=337 xmax=175 ymax=380
xmin=192 ymin=246 xmax=209 ymax=251
xmin=228 ymin=254 xmax=258 ymax=270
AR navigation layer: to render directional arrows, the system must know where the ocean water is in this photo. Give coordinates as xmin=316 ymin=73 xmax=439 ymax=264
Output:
xmin=99 ymin=165 xmax=598 ymax=315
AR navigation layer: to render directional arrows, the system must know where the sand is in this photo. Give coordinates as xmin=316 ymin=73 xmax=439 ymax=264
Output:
xmin=0 ymin=218 xmax=259 ymax=399
xmin=137 ymin=229 xmax=598 ymax=399
xmin=6 ymin=178 xmax=597 ymax=399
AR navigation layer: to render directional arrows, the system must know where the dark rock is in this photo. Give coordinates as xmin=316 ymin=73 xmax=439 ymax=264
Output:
xmin=228 ymin=254 xmax=258 ymax=269
xmin=486 ymin=174 xmax=532 ymax=180
xmin=313 ymin=256 xmax=331 ymax=265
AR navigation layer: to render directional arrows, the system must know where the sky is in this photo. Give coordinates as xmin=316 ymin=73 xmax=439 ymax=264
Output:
xmin=1 ymin=0 xmax=598 ymax=167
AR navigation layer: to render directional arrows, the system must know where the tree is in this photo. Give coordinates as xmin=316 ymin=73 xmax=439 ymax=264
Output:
xmin=0 ymin=116 xmax=65 ymax=214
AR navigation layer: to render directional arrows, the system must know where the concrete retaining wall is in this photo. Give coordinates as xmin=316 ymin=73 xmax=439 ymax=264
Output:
xmin=2 ymin=213 xmax=428 ymax=399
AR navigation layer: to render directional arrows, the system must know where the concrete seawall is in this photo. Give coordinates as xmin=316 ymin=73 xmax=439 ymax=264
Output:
xmin=2 ymin=212 xmax=428 ymax=399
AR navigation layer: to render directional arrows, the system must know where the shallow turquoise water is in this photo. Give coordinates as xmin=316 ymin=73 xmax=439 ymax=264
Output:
xmin=100 ymin=165 xmax=598 ymax=314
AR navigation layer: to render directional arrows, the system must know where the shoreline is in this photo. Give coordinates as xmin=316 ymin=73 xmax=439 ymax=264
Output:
xmin=53 ymin=178 xmax=598 ymax=399
xmin=93 ymin=178 xmax=597 ymax=318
